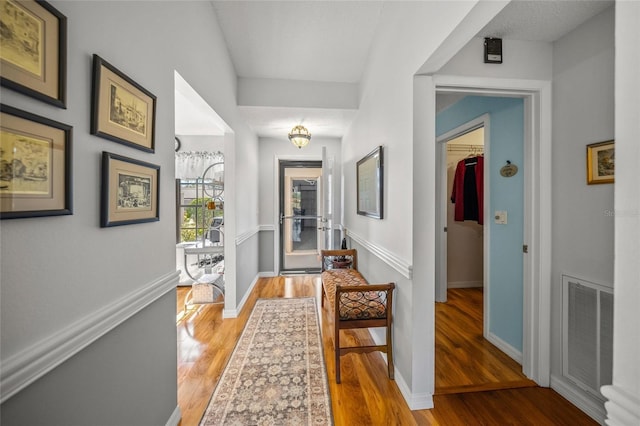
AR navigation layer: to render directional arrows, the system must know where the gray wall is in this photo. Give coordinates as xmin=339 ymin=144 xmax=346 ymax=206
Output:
xmin=550 ymin=4 xmax=615 ymax=407
xmin=0 ymin=1 xmax=256 ymax=424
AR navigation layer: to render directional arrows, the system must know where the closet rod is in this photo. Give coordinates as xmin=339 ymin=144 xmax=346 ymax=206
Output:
xmin=447 ymin=144 xmax=484 ymax=153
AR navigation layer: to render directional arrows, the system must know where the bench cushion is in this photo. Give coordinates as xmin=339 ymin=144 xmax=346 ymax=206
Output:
xmin=322 ymin=269 xmax=387 ymax=321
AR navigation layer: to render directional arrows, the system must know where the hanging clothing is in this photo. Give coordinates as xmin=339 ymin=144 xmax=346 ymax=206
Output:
xmin=451 ymin=156 xmax=484 ymax=224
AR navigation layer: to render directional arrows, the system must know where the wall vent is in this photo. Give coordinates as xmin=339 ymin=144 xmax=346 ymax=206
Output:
xmin=562 ymin=275 xmax=613 ymax=401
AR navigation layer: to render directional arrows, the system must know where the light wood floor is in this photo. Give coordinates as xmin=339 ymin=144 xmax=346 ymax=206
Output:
xmin=176 ymin=276 xmax=597 ymax=426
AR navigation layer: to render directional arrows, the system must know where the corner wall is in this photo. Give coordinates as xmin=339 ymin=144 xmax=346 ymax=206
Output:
xmin=0 ymin=2 xmax=257 ymax=424
xmin=550 ymin=6 xmax=615 ymax=420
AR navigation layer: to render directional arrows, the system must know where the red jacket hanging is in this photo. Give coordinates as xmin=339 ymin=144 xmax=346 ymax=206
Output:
xmin=451 ymin=156 xmax=484 ymax=225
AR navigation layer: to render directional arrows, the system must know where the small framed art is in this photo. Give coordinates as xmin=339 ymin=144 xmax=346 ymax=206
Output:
xmin=0 ymin=0 xmax=67 ymax=108
xmin=101 ymin=151 xmax=159 ymax=227
xmin=0 ymin=104 xmax=72 ymax=219
xmin=586 ymin=140 xmax=614 ymax=185
xmin=357 ymin=145 xmax=384 ymax=219
xmin=91 ymin=54 xmax=156 ymax=153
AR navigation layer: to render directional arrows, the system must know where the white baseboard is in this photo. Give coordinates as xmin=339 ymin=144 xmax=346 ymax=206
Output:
xmin=368 ymin=326 xmax=433 ymax=410
xmin=165 ymin=405 xmax=182 ymax=426
xmin=551 ymin=374 xmax=606 ymax=424
xmin=448 ymin=280 xmax=483 ymax=288
xmin=601 ymin=384 xmax=640 ymax=426
xmin=1 ymin=271 xmax=179 ymax=404
xmin=394 ymin=368 xmax=434 ymax=410
xmin=486 ymin=331 xmax=522 ymax=364
xmin=259 ymin=271 xmax=277 ymax=278
xmin=223 ymin=272 xmax=261 ymax=319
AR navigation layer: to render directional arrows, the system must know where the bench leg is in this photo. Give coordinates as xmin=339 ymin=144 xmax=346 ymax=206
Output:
xmin=386 ymin=319 xmax=394 ymax=380
xmin=335 ymin=324 xmax=341 ymax=383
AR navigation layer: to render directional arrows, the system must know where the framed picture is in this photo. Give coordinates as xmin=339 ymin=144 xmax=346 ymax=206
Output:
xmin=586 ymin=140 xmax=614 ymax=185
xmin=0 ymin=0 xmax=67 ymax=108
xmin=357 ymin=145 xmax=383 ymax=219
xmin=101 ymin=151 xmax=159 ymax=227
xmin=0 ymin=104 xmax=72 ymax=219
xmin=91 ymin=54 xmax=156 ymax=153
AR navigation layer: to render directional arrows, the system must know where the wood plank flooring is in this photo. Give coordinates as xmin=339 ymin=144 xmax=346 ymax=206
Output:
xmin=176 ymin=276 xmax=597 ymax=426
xmin=435 ymin=288 xmax=536 ymax=394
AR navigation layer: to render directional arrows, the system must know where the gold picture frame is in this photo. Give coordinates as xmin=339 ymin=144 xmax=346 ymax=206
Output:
xmin=91 ymin=55 xmax=156 ymax=153
xmin=586 ymin=140 xmax=614 ymax=185
xmin=101 ymin=151 xmax=159 ymax=227
xmin=1 ymin=104 xmax=72 ymax=219
xmin=0 ymin=0 xmax=67 ymax=108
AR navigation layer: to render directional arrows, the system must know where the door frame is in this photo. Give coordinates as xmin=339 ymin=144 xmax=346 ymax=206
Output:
xmin=412 ymin=75 xmax=551 ymax=397
xmin=277 ymin=159 xmax=323 ymax=273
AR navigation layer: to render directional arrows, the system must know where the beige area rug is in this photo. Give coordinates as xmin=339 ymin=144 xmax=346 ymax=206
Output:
xmin=199 ymin=297 xmax=333 ymax=425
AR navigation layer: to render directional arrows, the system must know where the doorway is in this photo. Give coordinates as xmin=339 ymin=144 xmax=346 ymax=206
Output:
xmin=279 ymin=161 xmax=324 ymax=273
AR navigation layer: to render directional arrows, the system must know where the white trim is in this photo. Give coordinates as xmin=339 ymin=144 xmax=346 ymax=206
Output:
xmin=235 ymin=226 xmax=259 ymax=246
xmin=259 ymin=271 xmax=277 ymax=278
xmin=552 ymin=375 xmax=607 ymax=424
xmin=602 ymin=385 xmax=640 ymax=426
xmin=165 ymin=405 xmax=182 ymax=426
xmin=223 ymin=272 xmax=261 ymax=319
xmin=0 ymin=271 xmax=179 ymax=403
xmin=346 ymin=230 xmax=413 ymax=279
xmin=433 ymin=75 xmax=552 ymax=387
xmin=259 ymin=224 xmax=275 ymax=232
xmin=394 ymin=368 xmax=434 ymax=410
xmin=447 ymin=280 xmax=483 ymax=289
xmin=486 ymin=331 xmax=523 ymax=365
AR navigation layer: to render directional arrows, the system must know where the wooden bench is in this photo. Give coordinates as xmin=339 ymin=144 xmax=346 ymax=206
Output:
xmin=320 ymin=249 xmax=395 ymax=383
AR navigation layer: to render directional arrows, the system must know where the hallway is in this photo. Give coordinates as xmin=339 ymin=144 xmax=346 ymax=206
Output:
xmin=176 ymin=276 xmax=596 ymax=425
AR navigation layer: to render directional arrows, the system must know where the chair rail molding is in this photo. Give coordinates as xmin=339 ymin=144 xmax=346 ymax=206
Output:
xmin=346 ymin=230 xmax=413 ymax=279
xmin=0 ymin=271 xmax=179 ymax=403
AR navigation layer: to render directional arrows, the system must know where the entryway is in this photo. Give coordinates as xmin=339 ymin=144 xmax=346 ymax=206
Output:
xmin=278 ymin=160 xmax=324 ymax=273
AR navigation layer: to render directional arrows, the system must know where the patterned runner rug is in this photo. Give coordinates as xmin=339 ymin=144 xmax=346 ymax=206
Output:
xmin=199 ymin=297 xmax=333 ymax=425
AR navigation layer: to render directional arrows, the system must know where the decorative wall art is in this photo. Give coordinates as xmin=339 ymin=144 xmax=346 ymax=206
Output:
xmin=357 ymin=145 xmax=384 ymax=219
xmin=0 ymin=104 xmax=72 ymax=219
xmin=91 ymin=54 xmax=156 ymax=152
xmin=0 ymin=0 xmax=67 ymax=108
xmin=586 ymin=140 xmax=614 ymax=185
xmin=101 ymin=151 xmax=159 ymax=227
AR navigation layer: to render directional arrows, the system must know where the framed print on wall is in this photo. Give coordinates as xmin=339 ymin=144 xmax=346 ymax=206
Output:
xmin=0 ymin=104 xmax=72 ymax=219
xmin=91 ymin=54 xmax=156 ymax=153
xmin=0 ymin=0 xmax=67 ymax=108
xmin=586 ymin=140 xmax=614 ymax=185
xmin=357 ymin=145 xmax=384 ymax=219
xmin=101 ymin=151 xmax=159 ymax=227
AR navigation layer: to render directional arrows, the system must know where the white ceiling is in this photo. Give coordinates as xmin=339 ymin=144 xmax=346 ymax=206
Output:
xmin=211 ymin=1 xmax=384 ymax=83
xmin=179 ymin=1 xmax=614 ymax=138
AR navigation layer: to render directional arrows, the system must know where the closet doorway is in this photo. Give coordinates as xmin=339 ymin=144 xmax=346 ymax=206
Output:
xmin=434 ymin=108 xmax=534 ymax=394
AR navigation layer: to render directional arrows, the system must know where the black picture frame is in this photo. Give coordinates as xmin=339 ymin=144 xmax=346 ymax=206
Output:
xmin=356 ymin=145 xmax=383 ymax=219
xmin=0 ymin=0 xmax=67 ymax=108
xmin=0 ymin=104 xmax=73 ymax=219
xmin=101 ymin=151 xmax=160 ymax=227
xmin=91 ymin=55 xmax=156 ymax=153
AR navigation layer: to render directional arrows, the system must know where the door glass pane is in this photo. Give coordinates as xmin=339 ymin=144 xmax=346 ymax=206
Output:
xmin=290 ymin=179 xmax=318 ymax=251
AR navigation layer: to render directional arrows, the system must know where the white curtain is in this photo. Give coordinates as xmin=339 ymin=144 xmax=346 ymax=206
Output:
xmin=175 ymin=151 xmax=224 ymax=180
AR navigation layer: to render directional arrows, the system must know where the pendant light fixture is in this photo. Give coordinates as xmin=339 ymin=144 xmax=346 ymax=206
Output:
xmin=288 ymin=125 xmax=311 ymax=149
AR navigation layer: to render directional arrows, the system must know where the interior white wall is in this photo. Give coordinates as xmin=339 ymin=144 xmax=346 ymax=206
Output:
xmin=550 ymin=7 xmax=615 ymax=415
xmin=175 ymin=135 xmax=225 ymax=153
xmin=0 ymin=1 xmax=258 ymax=424
xmin=437 ymin=38 xmax=553 ymax=80
xmin=602 ymin=2 xmax=640 ymax=424
xmin=343 ymin=1 xmax=479 ymax=404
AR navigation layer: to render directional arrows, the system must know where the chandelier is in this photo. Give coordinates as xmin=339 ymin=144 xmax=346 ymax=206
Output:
xmin=288 ymin=125 xmax=311 ymax=149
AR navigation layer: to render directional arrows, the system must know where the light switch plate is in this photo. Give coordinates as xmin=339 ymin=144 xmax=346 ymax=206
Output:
xmin=494 ymin=210 xmax=508 ymax=224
